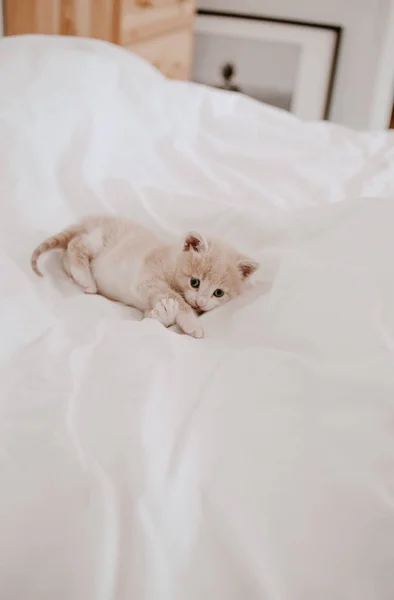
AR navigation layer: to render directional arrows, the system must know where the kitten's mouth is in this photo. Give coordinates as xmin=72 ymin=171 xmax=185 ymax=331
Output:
xmin=190 ymin=303 xmax=205 ymax=315
xmin=183 ymin=295 xmax=205 ymax=315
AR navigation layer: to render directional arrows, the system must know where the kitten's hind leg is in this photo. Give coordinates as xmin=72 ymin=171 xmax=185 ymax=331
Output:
xmin=62 ymin=252 xmax=74 ymax=281
xmin=66 ymin=234 xmax=98 ymax=294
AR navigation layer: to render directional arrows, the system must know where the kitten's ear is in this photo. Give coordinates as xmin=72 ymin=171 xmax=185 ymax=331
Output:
xmin=237 ymin=257 xmax=259 ymax=279
xmin=183 ymin=231 xmax=208 ymax=253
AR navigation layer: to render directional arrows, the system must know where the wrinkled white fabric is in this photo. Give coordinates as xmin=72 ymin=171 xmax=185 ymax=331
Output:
xmin=1 ymin=35 xmax=394 ymax=600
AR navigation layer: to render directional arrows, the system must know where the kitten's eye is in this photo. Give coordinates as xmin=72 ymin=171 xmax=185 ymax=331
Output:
xmin=213 ymin=289 xmax=224 ymax=298
xmin=190 ymin=278 xmax=200 ymax=289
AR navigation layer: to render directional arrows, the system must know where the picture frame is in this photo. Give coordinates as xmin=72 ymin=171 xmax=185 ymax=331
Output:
xmin=193 ymin=11 xmax=341 ymax=121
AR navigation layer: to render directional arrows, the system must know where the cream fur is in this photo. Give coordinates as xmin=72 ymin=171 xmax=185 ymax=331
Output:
xmin=31 ymin=216 xmax=259 ymax=338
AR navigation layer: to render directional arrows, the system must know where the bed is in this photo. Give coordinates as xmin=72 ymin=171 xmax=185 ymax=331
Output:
xmin=1 ymin=34 xmax=394 ymax=600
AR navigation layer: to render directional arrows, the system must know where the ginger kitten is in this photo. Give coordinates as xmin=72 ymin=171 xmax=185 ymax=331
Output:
xmin=31 ymin=216 xmax=259 ymax=338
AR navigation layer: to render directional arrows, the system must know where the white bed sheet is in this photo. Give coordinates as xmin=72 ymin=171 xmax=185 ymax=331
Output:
xmin=1 ymin=35 xmax=394 ymax=600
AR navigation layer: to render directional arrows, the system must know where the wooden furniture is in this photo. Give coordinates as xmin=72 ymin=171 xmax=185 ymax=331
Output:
xmin=3 ymin=0 xmax=195 ymax=80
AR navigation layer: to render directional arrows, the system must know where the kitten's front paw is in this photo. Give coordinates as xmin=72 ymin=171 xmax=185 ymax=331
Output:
xmin=190 ymin=326 xmax=204 ymax=339
xmin=177 ymin=313 xmax=205 ymax=338
xmin=149 ymin=297 xmax=178 ymax=327
xmin=83 ymin=284 xmax=97 ymax=294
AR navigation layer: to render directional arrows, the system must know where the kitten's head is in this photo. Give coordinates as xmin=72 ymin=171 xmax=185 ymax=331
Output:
xmin=174 ymin=231 xmax=259 ymax=313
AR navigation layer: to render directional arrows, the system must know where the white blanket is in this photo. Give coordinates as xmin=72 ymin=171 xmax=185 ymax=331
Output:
xmin=1 ymin=35 xmax=394 ymax=600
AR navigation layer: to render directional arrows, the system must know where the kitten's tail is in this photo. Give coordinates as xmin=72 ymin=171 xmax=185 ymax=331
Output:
xmin=31 ymin=225 xmax=81 ymax=277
